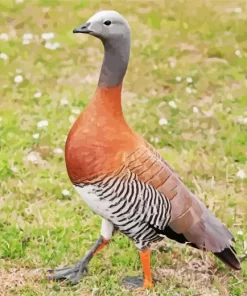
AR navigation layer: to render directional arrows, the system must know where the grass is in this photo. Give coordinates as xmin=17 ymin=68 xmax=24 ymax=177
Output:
xmin=0 ymin=0 xmax=247 ymax=295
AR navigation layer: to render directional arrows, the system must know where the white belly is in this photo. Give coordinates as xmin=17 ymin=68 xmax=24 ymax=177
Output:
xmin=74 ymin=185 xmax=112 ymax=220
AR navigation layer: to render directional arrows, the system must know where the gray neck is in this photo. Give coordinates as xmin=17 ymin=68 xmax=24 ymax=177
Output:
xmin=98 ymin=36 xmax=130 ymax=87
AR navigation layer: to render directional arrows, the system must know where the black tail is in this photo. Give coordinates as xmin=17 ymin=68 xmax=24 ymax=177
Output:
xmin=214 ymin=247 xmax=241 ymax=270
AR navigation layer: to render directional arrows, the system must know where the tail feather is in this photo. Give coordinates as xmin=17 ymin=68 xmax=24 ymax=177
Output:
xmin=214 ymin=247 xmax=241 ymax=270
xmin=155 ymin=226 xmax=241 ymax=271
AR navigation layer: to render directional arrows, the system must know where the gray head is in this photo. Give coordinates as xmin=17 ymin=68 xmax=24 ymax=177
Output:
xmin=73 ymin=11 xmax=131 ymax=87
xmin=73 ymin=10 xmax=130 ymax=43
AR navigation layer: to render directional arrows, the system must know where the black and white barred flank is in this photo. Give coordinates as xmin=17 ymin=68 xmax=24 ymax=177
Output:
xmin=75 ymin=168 xmax=171 ymax=250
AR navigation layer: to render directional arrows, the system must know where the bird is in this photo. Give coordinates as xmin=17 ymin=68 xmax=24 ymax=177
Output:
xmin=49 ymin=10 xmax=241 ymax=289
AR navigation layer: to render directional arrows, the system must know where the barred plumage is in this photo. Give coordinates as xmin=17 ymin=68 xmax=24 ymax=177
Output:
xmin=75 ymin=169 xmax=171 ymax=250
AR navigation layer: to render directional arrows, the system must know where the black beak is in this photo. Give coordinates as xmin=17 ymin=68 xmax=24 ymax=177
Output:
xmin=73 ymin=22 xmax=91 ymax=34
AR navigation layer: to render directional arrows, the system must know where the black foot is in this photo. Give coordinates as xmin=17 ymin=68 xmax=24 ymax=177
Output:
xmin=48 ymin=258 xmax=90 ymax=285
xmin=122 ymin=276 xmax=144 ymax=288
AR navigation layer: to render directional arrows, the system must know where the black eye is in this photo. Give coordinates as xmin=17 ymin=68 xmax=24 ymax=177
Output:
xmin=103 ymin=20 xmax=111 ymax=26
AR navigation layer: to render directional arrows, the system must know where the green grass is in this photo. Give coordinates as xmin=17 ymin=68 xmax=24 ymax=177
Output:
xmin=0 ymin=0 xmax=247 ymax=295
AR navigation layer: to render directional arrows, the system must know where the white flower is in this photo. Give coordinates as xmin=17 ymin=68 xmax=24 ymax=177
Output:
xmin=14 ymin=75 xmax=23 ymax=83
xmin=27 ymin=153 xmax=38 ymax=163
xmin=168 ymin=101 xmax=177 ymax=109
xmin=16 ymin=0 xmax=24 ymax=3
xmin=186 ymin=77 xmax=193 ymax=83
xmin=60 ymin=98 xmax=69 ymax=106
xmin=37 ymin=120 xmax=48 ymax=128
xmin=193 ymin=106 xmax=199 ymax=113
xmin=175 ymin=76 xmax=182 ymax=82
xmin=237 ymin=116 xmax=247 ymax=124
xmin=237 ymin=230 xmax=244 ymax=236
xmin=71 ymin=108 xmax=80 ymax=115
xmin=235 ymin=49 xmax=242 ymax=57
xmin=22 ymin=39 xmax=30 ymax=45
xmin=11 ymin=166 xmax=18 ymax=172
xmin=159 ymin=118 xmax=168 ymax=126
xmin=32 ymin=133 xmax=40 ymax=139
xmin=234 ymin=7 xmax=242 ymax=13
xmin=62 ymin=189 xmax=70 ymax=196
xmin=236 ymin=169 xmax=246 ymax=179
xmin=45 ymin=41 xmax=60 ymax=50
xmin=34 ymin=92 xmax=42 ymax=98
xmin=23 ymin=33 xmax=33 ymax=40
xmin=54 ymin=148 xmax=63 ymax=154
xmin=0 ymin=33 xmax=9 ymax=41
xmin=0 ymin=53 xmax=8 ymax=60
xmin=186 ymin=87 xmax=192 ymax=94
xmin=41 ymin=32 xmax=55 ymax=40
xmin=69 ymin=115 xmax=76 ymax=124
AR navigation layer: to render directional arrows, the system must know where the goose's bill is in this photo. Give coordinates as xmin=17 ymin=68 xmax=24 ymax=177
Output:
xmin=73 ymin=22 xmax=92 ymax=34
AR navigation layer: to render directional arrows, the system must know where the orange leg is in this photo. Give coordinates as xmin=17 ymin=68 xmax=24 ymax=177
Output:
xmin=93 ymin=237 xmax=109 ymax=255
xmin=122 ymin=248 xmax=154 ymax=289
xmin=140 ymin=248 xmax=154 ymax=289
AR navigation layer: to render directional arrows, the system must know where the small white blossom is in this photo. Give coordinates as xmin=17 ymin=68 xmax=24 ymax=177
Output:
xmin=14 ymin=75 xmax=23 ymax=83
xmin=60 ymin=98 xmax=69 ymax=106
xmin=237 ymin=116 xmax=247 ymax=124
xmin=234 ymin=7 xmax=242 ymax=13
xmin=34 ymin=92 xmax=42 ymax=98
xmin=0 ymin=33 xmax=9 ymax=41
xmin=186 ymin=77 xmax=193 ymax=83
xmin=32 ymin=133 xmax=40 ymax=139
xmin=22 ymin=39 xmax=30 ymax=45
xmin=154 ymin=137 xmax=160 ymax=143
xmin=54 ymin=148 xmax=63 ymax=154
xmin=159 ymin=118 xmax=168 ymax=126
xmin=193 ymin=106 xmax=199 ymax=113
xmin=71 ymin=108 xmax=80 ymax=115
xmin=27 ymin=153 xmax=38 ymax=163
xmin=11 ymin=166 xmax=18 ymax=172
xmin=69 ymin=115 xmax=76 ymax=124
xmin=62 ymin=189 xmax=70 ymax=196
xmin=0 ymin=53 xmax=8 ymax=60
xmin=45 ymin=41 xmax=60 ymax=50
xmin=16 ymin=0 xmax=24 ymax=3
xmin=175 ymin=76 xmax=182 ymax=82
xmin=37 ymin=120 xmax=48 ymax=128
xmin=41 ymin=32 xmax=55 ymax=40
xmin=236 ymin=169 xmax=246 ymax=179
xmin=168 ymin=101 xmax=177 ymax=109
xmin=186 ymin=87 xmax=192 ymax=94
xmin=235 ymin=49 xmax=242 ymax=57
xmin=237 ymin=230 xmax=244 ymax=236
xmin=23 ymin=33 xmax=33 ymax=40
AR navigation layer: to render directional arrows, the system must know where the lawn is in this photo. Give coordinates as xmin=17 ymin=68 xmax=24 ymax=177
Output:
xmin=0 ymin=0 xmax=247 ymax=295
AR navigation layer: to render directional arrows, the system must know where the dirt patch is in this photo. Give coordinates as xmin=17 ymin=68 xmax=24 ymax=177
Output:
xmin=0 ymin=268 xmax=42 ymax=296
